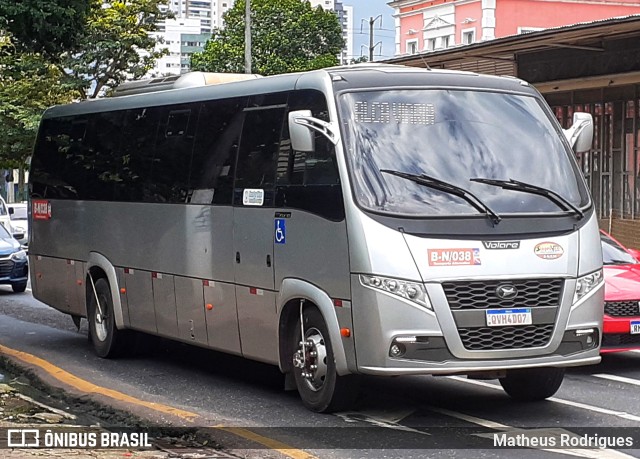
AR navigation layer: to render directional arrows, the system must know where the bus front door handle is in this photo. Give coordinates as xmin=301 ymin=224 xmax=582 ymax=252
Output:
xmin=266 ymin=255 xmax=271 ymax=267
xmin=236 ymin=252 xmax=241 ymax=263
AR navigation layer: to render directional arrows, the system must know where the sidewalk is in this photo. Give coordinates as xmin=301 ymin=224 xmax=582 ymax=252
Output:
xmin=0 ymin=379 xmax=232 ymax=458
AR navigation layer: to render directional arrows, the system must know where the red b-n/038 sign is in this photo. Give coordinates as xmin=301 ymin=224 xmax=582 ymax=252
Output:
xmin=428 ymin=248 xmax=481 ymax=266
xmin=32 ymin=199 xmax=51 ymax=220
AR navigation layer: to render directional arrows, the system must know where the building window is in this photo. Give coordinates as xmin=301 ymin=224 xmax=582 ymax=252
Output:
xmin=441 ymin=35 xmax=450 ymax=49
xmin=462 ymin=28 xmax=475 ymax=45
xmin=426 ymin=38 xmax=436 ymax=51
xmin=406 ymin=39 xmax=418 ymax=54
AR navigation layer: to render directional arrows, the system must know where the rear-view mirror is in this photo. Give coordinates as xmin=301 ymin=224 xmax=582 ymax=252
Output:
xmin=563 ymin=112 xmax=593 ymax=153
xmin=289 ymin=110 xmax=315 ymax=152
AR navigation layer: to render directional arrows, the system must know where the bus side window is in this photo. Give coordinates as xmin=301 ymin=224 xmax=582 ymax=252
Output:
xmin=31 ymin=117 xmax=77 ymax=199
xmin=190 ymin=97 xmax=248 ymax=205
xmin=81 ymin=111 xmax=124 ymax=201
xmin=274 ymin=90 xmax=344 ymax=220
xmin=278 ymin=90 xmax=339 ymax=186
xmin=153 ymin=104 xmax=199 ymax=203
xmin=117 ymin=107 xmax=161 ymax=202
xmin=233 ymin=104 xmax=287 ymax=206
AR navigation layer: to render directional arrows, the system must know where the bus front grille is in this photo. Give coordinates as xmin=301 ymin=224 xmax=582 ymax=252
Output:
xmin=604 ymin=301 xmax=640 ymax=317
xmin=442 ymin=279 xmax=563 ymax=310
xmin=458 ymin=324 xmax=555 ymax=350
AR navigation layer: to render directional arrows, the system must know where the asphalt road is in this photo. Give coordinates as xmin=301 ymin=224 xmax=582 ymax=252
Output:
xmin=1 ymin=287 xmax=639 ymax=459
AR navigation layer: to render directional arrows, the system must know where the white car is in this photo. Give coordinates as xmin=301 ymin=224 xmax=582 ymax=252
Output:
xmin=7 ymin=202 xmax=28 ymax=247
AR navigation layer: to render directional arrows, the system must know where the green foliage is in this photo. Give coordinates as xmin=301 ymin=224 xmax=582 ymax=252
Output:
xmin=191 ymin=0 xmax=345 ymax=76
xmin=0 ymin=42 xmax=81 ymax=169
xmin=64 ymin=0 xmax=173 ymax=98
xmin=0 ymin=0 xmax=93 ymax=61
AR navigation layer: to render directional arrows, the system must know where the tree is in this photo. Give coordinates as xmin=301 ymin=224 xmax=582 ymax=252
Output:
xmin=350 ymin=56 xmax=368 ymax=64
xmin=64 ymin=0 xmax=173 ymax=98
xmin=191 ymin=0 xmax=344 ymax=76
xmin=0 ymin=41 xmax=82 ymax=199
xmin=0 ymin=0 xmax=94 ymax=61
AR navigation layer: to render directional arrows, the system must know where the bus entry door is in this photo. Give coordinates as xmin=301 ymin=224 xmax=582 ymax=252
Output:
xmin=232 ymin=104 xmax=285 ymax=364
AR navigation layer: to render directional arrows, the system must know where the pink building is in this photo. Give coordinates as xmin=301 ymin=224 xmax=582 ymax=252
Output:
xmin=389 ymin=0 xmax=640 ymax=55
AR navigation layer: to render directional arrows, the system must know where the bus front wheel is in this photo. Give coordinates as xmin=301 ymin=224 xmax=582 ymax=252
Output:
xmin=499 ymin=367 xmax=565 ymax=401
xmin=88 ymin=278 xmax=128 ymax=358
xmin=291 ymin=307 xmax=359 ymax=413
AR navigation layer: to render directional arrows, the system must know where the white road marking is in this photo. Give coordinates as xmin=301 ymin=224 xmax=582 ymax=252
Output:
xmin=446 ymin=376 xmax=640 ymax=422
xmin=336 ymin=408 xmax=428 ymax=435
xmin=594 ymin=374 xmax=640 ymax=387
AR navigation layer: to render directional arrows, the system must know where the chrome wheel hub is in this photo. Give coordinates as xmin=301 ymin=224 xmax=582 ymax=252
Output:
xmin=293 ymin=327 xmax=328 ymax=391
xmin=94 ymin=298 xmax=108 ymax=342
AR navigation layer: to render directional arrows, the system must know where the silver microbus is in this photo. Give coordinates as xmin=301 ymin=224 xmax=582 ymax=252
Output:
xmin=29 ymin=65 xmax=603 ymax=412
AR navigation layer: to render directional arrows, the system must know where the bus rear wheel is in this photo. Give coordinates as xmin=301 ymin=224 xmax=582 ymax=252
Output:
xmin=291 ymin=307 xmax=359 ymax=413
xmin=499 ymin=367 xmax=565 ymax=401
xmin=88 ymin=278 xmax=128 ymax=358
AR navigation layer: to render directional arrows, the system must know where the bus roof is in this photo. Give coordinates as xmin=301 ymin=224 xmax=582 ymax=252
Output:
xmin=42 ymin=64 xmax=536 ymax=119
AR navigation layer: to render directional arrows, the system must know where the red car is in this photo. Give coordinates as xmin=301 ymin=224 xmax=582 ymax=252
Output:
xmin=601 ymin=230 xmax=640 ymax=353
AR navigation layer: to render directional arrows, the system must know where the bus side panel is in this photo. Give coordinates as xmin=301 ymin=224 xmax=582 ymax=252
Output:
xmin=236 ymin=285 xmax=278 ymax=363
xmin=67 ymin=261 xmax=86 ymax=318
xmin=175 ymin=276 xmax=208 ymax=346
xmin=115 ymin=267 xmax=131 ymax=327
xmin=31 ymin=256 xmax=69 ymax=314
xmin=233 ymin=207 xmax=278 ymax=364
xmin=204 ymin=281 xmax=241 ymax=355
xmin=123 ymin=269 xmax=157 ymax=334
xmin=273 ymin=210 xmax=350 ymax=301
xmin=152 ymin=273 xmax=178 ymax=338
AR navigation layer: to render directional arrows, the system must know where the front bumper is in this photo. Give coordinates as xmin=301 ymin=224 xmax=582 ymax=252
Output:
xmin=601 ymin=315 xmax=640 ymax=352
xmin=351 ymin=274 xmax=604 ymax=375
xmin=0 ymin=257 xmax=28 ymax=285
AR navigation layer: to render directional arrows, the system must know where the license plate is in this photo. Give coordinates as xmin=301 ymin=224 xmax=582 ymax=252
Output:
xmin=486 ymin=308 xmax=532 ymax=327
xmin=631 ymin=321 xmax=640 ymax=335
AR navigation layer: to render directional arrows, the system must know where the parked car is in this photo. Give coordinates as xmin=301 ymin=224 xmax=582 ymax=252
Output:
xmin=0 ymin=222 xmax=28 ymax=292
xmin=601 ymin=230 xmax=640 ymax=353
xmin=0 ymin=196 xmax=12 ymax=236
xmin=7 ymin=202 xmax=28 ymax=247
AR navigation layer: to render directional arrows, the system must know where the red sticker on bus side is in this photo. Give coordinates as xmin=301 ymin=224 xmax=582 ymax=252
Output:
xmin=428 ymin=248 xmax=481 ymax=266
xmin=32 ymin=200 xmax=52 ymax=220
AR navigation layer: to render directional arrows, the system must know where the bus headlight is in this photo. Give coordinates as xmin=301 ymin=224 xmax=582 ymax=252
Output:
xmin=10 ymin=250 xmax=27 ymax=262
xmin=573 ymin=268 xmax=603 ymax=304
xmin=360 ymin=275 xmax=431 ymax=309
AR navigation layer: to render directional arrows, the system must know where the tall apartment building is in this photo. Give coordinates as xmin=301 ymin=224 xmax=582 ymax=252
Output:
xmin=309 ymin=0 xmax=354 ymax=65
xmin=152 ymin=0 xmax=235 ymax=75
xmin=389 ymin=0 xmax=640 ymax=55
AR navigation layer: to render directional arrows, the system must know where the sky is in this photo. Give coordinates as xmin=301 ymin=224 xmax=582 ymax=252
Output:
xmin=344 ymin=0 xmax=396 ymax=61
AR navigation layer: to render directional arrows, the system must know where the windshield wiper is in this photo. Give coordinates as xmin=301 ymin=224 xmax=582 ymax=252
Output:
xmin=470 ymin=178 xmax=584 ymax=220
xmin=380 ymin=169 xmax=502 ymax=225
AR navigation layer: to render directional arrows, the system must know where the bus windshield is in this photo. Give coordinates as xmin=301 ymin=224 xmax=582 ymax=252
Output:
xmin=339 ymin=89 xmax=590 ymax=217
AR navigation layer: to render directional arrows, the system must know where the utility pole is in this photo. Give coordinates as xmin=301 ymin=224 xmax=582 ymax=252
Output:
xmin=362 ymin=15 xmax=383 ymax=61
xmin=245 ymin=0 xmax=251 ymax=73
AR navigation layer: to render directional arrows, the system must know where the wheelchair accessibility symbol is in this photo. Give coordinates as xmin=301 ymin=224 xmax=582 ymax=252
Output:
xmin=275 ymin=219 xmax=286 ymax=244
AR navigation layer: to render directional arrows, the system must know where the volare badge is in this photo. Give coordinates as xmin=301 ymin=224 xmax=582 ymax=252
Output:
xmin=534 ymin=242 xmax=564 ymax=260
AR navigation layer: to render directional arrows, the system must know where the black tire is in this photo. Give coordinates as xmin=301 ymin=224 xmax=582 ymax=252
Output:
xmin=499 ymin=367 xmax=565 ymax=401
xmin=87 ymin=278 xmax=128 ymax=358
xmin=291 ymin=307 xmax=359 ymax=413
xmin=11 ymin=282 xmax=27 ymax=293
